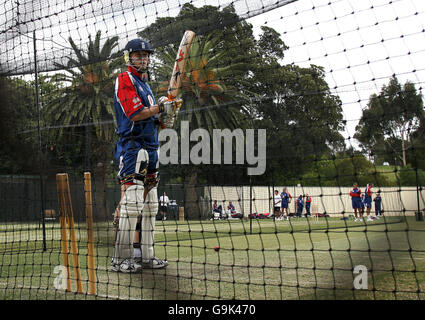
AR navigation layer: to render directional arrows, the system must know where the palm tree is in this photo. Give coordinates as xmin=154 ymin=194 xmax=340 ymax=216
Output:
xmin=44 ymin=30 xmax=123 ymax=220
xmin=47 ymin=31 xmax=122 ymax=140
xmin=155 ymin=34 xmax=248 ymax=131
xmin=154 ymin=34 xmax=250 ymax=219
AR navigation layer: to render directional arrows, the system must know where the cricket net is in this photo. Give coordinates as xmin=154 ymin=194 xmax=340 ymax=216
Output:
xmin=1 ymin=0 xmax=425 ymax=300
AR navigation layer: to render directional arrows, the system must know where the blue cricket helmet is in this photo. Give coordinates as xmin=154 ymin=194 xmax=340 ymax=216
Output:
xmin=124 ymin=38 xmax=154 ymax=54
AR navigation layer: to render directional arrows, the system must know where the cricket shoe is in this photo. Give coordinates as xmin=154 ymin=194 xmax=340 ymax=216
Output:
xmin=142 ymin=257 xmax=168 ymax=269
xmin=110 ymin=259 xmax=142 ymax=273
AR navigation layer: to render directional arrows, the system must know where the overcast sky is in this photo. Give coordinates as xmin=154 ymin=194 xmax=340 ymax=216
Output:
xmin=2 ymin=0 xmax=425 ymax=148
xmin=248 ymin=0 xmax=425 ymax=146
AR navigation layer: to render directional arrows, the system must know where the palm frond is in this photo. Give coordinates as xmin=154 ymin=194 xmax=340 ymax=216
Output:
xmin=44 ymin=31 xmax=120 ymax=142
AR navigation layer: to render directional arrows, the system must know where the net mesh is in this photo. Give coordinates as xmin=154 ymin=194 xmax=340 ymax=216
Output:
xmin=1 ymin=0 xmax=425 ymax=300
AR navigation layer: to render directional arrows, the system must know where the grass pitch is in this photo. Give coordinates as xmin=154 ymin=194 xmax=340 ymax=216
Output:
xmin=1 ymin=215 xmax=424 ymax=300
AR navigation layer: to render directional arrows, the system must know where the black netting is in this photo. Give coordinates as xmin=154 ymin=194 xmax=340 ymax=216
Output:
xmin=1 ymin=0 xmax=424 ymax=301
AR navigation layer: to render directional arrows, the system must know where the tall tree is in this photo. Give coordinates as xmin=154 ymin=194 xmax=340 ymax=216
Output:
xmin=138 ymin=3 xmax=241 ymax=48
xmin=355 ymin=76 xmax=424 ymax=167
xmin=139 ymin=3 xmax=257 ymax=92
xmin=43 ymin=31 xmax=122 ymax=220
xmin=301 ymin=150 xmax=391 ymax=187
xmin=0 ymin=77 xmax=39 ymax=174
xmin=141 ymin=3 xmax=347 ymax=204
xmin=140 ymin=4 xmax=259 ymax=218
xmin=249 ymin=27 xmax=346 ymax=184
xmin=154 ymin=33 xmax=249 ymax=219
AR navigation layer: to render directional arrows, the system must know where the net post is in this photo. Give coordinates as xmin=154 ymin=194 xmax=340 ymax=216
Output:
xmin=33 ymin=30 xmax=47 ymax=252
xmin=415 ymin=167 xmax=424 ymax=221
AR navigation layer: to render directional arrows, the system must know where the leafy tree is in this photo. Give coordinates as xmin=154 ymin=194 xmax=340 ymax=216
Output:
xmin=139 ymin=3 xmax=265 ymax=218
xmin=407 ymin=120 xmax=425 ymax=169
xmin=46 ymin=31 xmax=121 ymax=141
xmin=140 ymin=3 xmax=347 ymax=212
xmin=43 ymin=31 xmax=122 ymax=219
xmin=301 ymin=152 xmax=391 ymax=187
xmin=139 ymin=3 xmax=258 ymax=93
xmin=397 ymin=165 xmax=425 ymax=186
xmin=355 ymin=76 xmax=424 ymax=167
xmin=0 ymin=77 xmax=39 ymax=174
xmin=154 ymin=33 xmax=247 ymax=130
xmin=154 ymin=33 xmax=249 ymax=218
xmin=138 ymin=3 xmax=241 ymax=48
xmin=256 ymin=26 xmax=288 ymax=63
xmin=251 ymin=57 xmax=346 ymax=184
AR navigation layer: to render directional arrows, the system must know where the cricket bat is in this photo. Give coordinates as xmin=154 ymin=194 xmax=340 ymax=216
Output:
xmin=167 ymin=30 xmax=196 ymax=100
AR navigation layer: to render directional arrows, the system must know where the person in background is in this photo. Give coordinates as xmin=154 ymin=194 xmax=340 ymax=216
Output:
xmin=273 ymin=190 xmax=282 ymax=220
xmin=228 ymin=201 xmax=236 ymax=214
xmin=296 ymin=195 xmax=304 ymax=218
xmin=350 ymin=183 xmax=363 ymax=222
xmin=373 ymin=192 xmax=383 ymax=218
xmin=280 ymin=187 xmax=292 ymax=220
xmin=213 ymin=200 xmax=223 ymax=219
xmin=159 ymin=192 xmax=169 ymax=221
xmin=305 ymin=194 xmax=312 ymax=217
xmin=363 ymin=183 xmax=374 ymax=222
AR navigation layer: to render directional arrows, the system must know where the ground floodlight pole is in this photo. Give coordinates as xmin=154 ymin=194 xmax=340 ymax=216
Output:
xmin=33 ymin=30 xmax=47 ymax=252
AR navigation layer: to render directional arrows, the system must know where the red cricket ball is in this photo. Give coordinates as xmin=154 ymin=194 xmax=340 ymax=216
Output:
xmin=214 ymin=245 xmax=220 ymax=252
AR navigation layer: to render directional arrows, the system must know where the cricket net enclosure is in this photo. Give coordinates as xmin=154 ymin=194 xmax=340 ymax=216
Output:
xmin=1 ymin=0 xmax=425 ymax=301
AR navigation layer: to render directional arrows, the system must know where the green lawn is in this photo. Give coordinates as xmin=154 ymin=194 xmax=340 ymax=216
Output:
xmin=1 ymin=216 xmax=424 ymax=300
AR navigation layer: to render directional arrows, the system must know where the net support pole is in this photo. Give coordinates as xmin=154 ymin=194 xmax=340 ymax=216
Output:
xmin=241 ymin=185 xmax=244 ymax=217
xmin=268 ymin=185 xmax=271 ymax=218
xmin=33 ymin=30 xmax=47 ymax=252
xmin=249 ymin=177 xmax=253 ymax=234
xmin=272 ymin=174 xmax=275 ymax=222
xmin=415 ymin=167 xmax=424 ymax=221
xmin=249 ymin=98 xmax=254 ymax=233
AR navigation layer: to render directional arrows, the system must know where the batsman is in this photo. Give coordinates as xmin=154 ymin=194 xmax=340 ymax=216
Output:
xmin=110 ymin=38 xmax=182 ymax=272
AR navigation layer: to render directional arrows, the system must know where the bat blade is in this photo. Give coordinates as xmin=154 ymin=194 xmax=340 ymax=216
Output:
xmin=168 ymin=30 xmax=195 ymax=100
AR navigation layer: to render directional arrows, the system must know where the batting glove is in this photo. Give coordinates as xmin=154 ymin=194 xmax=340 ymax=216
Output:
xmin=161 ymin=114 xmax=175 ymax=128
xmin=158 ymin=98 xmax=183 ymax=116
